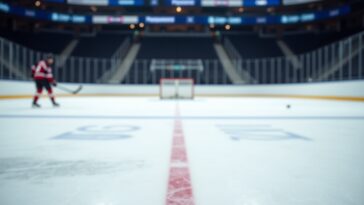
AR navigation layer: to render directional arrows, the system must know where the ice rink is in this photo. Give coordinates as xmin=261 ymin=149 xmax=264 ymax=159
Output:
xmin=1 ymin=96 xmax=364 ymax=205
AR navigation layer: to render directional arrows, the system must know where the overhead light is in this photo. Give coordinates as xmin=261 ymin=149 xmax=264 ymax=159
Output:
xmin=176 ymin=6 xmax=182 ymax=13
xmin=90 ymin=6 xmax=97 ymax=12
xmin=35 ymin=1 xmax=41 ymax=7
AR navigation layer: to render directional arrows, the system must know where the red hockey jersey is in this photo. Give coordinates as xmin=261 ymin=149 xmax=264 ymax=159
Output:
xmin=32 ymin=60 xmax=54 ymax=82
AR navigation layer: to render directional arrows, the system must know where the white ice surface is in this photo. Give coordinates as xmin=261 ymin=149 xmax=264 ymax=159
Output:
xmin=0 ymin=96 xmax=364 ymax=205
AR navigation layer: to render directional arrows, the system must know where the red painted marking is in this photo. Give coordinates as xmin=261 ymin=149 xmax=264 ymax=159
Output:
xmin=166 ymin=105 xmax=195 ymax=205
xmin=171 ymin=147 xmax=187 ymax=162
xmin=167 ymin=168 xmax=194 ymax=205
xmin=173 ymin=137 xmax=185 ymax=146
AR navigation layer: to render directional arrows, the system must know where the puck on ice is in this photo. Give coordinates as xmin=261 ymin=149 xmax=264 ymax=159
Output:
xmin=286 ymin=104 xmax=291 ymax=109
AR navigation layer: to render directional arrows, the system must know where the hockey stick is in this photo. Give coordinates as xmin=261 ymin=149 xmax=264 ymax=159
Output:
xmin=56 ymin=84 xmax=83 ymax=94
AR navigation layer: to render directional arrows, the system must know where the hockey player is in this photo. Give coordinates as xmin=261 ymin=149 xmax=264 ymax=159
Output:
xmin=31 ymin=55 xmax=60 ymax=108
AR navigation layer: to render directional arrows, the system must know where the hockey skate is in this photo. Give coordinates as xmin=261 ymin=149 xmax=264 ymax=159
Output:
xmin=32 ymin=102 xmax=41 ymax=108
xmin=52 ymin=102 xmax=60 ymax=107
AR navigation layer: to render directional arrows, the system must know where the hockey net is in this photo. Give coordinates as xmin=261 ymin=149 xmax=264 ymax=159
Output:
xmin=160 ymin=78 xmax=194 ymax=99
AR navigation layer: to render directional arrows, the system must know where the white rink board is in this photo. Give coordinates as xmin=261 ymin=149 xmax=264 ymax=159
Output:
xmin=0 ymin=80 xmax=364 ymax=97
xmin=0 ymin=95 xmax=364 ymax=205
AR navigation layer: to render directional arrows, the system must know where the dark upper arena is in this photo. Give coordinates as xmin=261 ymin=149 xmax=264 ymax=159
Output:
xmin=0 ymin=0 xmax=363 ymax=84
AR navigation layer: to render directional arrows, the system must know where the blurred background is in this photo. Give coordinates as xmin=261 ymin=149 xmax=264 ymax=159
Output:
xmin=0 ymin=0 xmax=363 ymax=85
xmin=1 ymin=2 xmax=364 ymax=205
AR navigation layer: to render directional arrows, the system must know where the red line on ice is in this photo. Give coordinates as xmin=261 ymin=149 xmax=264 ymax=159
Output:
xmin=166 ymin=104 xmax=195 ymax=205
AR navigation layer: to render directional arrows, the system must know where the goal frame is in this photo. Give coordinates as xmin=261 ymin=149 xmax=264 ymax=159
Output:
xmin=159 ymin=78 xmax=195 ymax=99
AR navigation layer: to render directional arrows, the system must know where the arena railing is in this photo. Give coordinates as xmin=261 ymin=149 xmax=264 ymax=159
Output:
xmin=123 ymin=59 xmax=231 ymax=84
xmin=227 ymin=31 xmax=364 ymax=84
xmin=0 ymin=31 xmax=363 ymax=85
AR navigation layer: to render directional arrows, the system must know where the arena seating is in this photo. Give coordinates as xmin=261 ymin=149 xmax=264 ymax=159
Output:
xmin=1 ymin=29 xmax=361 ymax=84
xmin=0 ymin=30 xmax=130 ymax=58
xmin=71 ymin=33 xmax=129 ymax=58
xmin=0 ymin=30 xmax=129 ymax=83
xmin=127 ymin=36 xmax=231 ymax=84
xmin=0 ymin=30 xmax=73 ymax=53
xmin=226 ymin=34 xmax=283 ymax=59
xmin=283 ymin=29 xmax=363 ymax=54
xmin=136 ymin=37 xmax=218 ymax=59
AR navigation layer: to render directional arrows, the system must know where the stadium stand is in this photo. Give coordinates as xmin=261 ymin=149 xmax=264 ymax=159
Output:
xmin=226 ymin=34 xmax=283 ymax=58
xmin=282 ymin=29 xmax=363 ymax=54
xmin=0 ymin=30 xmax=73 ymax=54
xmin=136 ymin=37 xmax=218 ymax=59
xmin=71 ymin=33 xmax=129 ymax=58
xmin=0 ymin=29 xmax=362 ymax=84
xmin=126 ymin=36 xmax=231 ymax=84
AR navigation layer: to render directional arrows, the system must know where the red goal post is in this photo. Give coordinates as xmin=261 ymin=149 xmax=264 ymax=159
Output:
xmin=159 ymin=78 xmax=195 ymax=99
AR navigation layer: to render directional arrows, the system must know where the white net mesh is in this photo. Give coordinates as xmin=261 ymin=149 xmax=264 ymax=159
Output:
xmin=160 ymin=78 xmax=194 ymax=99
